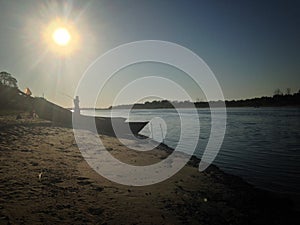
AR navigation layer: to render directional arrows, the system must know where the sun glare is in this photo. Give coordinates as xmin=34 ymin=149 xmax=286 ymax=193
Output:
xmin=52 ymin=28 xmax=71 ymax=46
xmin=43 ymin=18 xmax=79 ymax=55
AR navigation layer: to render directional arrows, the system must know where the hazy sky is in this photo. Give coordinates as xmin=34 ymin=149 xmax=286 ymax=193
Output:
xmin=0 ymin=0 xmax=299 ymax=108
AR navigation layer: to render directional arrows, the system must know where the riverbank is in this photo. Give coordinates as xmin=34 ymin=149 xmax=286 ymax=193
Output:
xmin=0 ymin=112 xmax=298 ymax=225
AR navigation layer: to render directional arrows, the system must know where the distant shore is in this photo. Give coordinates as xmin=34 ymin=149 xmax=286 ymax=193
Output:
xmin=0 ymin=111 xmax=298 ymax=224
xmin=67 ymin=92 xmax=300 ymax=110
xmin=70 ymin=105 xmax=300 ymax=111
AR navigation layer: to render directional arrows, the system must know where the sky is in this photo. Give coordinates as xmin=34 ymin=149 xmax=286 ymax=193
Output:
xmin=0 ymin=0 xmax=299 ymax=108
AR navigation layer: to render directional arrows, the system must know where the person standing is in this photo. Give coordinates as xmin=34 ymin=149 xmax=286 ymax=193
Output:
xmin=74 ymin=96 xmax=80 ymax=115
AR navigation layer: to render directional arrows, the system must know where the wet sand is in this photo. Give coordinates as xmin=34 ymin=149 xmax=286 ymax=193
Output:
xmin=0 ymin=113 xmax=298 ymax=225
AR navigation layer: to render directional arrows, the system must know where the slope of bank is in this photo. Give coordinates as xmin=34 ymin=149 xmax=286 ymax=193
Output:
xmin=0 ymin=112 xmax=298 ymax=225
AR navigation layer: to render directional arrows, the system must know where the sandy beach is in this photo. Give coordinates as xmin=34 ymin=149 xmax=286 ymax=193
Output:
xmin=0 ymin=112 xmax=298 ymax=225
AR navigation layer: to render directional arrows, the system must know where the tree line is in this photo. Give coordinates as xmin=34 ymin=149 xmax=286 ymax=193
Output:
xmin=111 ymin=88 xmax=300 ymax=109
xmin=0 ymin=71 xmax=18 ymax=88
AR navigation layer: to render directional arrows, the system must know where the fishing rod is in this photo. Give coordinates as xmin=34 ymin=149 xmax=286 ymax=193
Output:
xmin=60 ymin=92 xmax=74 ymax=100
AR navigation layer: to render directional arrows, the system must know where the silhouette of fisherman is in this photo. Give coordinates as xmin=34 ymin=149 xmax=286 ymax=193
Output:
xmin=73 ymin=96 xmax=80 ymax=115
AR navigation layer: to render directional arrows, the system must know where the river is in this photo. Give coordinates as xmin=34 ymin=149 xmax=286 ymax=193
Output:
xmin=81 ymin=107 xmax=300 ymax=195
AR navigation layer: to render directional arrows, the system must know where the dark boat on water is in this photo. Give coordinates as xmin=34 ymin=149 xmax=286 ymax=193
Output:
xmin=33 ymin=97 xmax=148 ymax=136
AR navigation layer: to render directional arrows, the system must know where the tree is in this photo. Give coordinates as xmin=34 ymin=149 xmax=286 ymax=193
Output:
xmin=0 ymin=71 xmax=18 ymax=88
xmin=274 ymin=88 xmax=282 ymax=96
xmin=286 ymin=88 xmax=291 ymax=95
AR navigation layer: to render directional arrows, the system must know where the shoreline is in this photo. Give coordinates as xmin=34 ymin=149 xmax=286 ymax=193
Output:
xmin=71 ymin=105 xmax=300 ymax=111
xmin=0 ymin=112 xmax=298 ymax=224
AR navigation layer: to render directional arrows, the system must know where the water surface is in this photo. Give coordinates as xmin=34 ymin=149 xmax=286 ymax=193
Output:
xmin=82 ymin=107 xmax=300 ymax=195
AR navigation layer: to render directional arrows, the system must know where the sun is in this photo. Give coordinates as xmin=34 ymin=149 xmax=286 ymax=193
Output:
xmin=52 ymin=27 xmax=71 ymax=46
xmin=43 ymin=18 xmax=80 ymax=55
